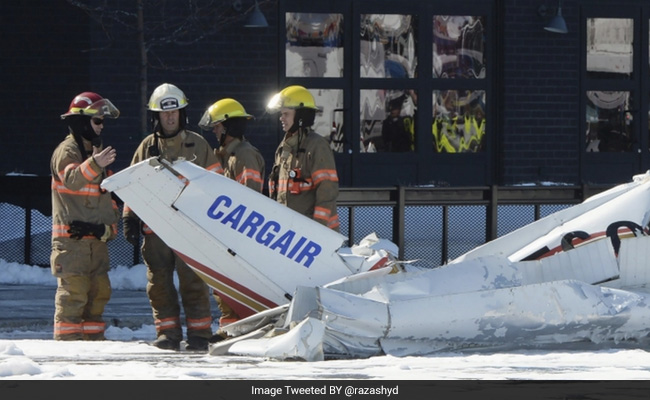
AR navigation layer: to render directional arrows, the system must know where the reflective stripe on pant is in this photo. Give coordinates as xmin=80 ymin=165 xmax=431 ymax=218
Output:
xmin=154 ymin=316 xmax=181 ymax=334
xmin=54 ymin=321 xmax=82 ymax=339
xmin=82 ymin=321 xmax=107 ymax=340
xmin=53 ymin=273 xmax=111 ymax=340
xmin=51 ymin=239 xmax=111 ymax=341
xmin=53 ymin=321 xmax=106 ymax=340
xmin=143 ymin=233 xmax=212 ymax=340
xmin=187 ymin=316 xmax=212 ymax=332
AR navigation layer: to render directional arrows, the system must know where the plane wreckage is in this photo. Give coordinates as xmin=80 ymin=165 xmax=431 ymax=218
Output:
xmin=102 ymin=158 xmax=650 ymax=361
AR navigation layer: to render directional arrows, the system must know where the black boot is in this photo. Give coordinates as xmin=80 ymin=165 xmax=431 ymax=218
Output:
xmin=185 ymin=336 xmax=209 ymax=351
xmin=209 ymin=330 xmax=228 ymax=343
xmin=153 ymin=334 xmax=181 ymax=351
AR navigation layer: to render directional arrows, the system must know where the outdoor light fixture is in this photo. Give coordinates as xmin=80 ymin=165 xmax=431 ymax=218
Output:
xmin=538 ymin=0 xmax=568 ymax=34
xmin=244 ymin=0 xmax=268 ymax=28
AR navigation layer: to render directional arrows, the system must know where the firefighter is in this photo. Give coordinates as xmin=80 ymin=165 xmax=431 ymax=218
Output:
xmin=50 ymin=91 xmax=121 ymax=341
xmin=266 ymin=85 xmax=340 ymax=231
xmin=198 ymin=98 xmax=265 ymax=342
xmin=199 ymin=98 xmax=265 ymax=192
xmin=122 ymin=83 xmax=222 ymax=351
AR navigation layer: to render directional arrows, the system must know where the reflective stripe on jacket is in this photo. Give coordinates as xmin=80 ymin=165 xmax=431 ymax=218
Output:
xmin=218 ymin=137 xmax=265 ymax=193
xmin=269 ymin=128 xmax=340 ymax=231
xmin=50 ymin=134 xmax=119 ymax=240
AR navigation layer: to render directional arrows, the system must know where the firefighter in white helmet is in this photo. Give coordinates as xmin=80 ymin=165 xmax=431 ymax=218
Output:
xmin=122 ymin=83 xmax=222 ymax=351
xmin=199 ymin=98 xmax=265 ymax=342
xmin=51 ymin=91 xmax=120 ymax=341
xmin=266 ymin=85 xmax=340 ymax=231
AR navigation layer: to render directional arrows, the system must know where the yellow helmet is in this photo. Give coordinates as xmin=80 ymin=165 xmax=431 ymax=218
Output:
xmin=266 ymin=85 xmax=317 ymax=113
xmin=198 ymin=98 xmax=253 ymax=130
xmin=148 ymin=83 xmax=188 ymax=111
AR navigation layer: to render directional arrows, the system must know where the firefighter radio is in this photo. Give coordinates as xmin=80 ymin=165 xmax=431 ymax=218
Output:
xmin=289 ymin=168 xmax=302 ymax=194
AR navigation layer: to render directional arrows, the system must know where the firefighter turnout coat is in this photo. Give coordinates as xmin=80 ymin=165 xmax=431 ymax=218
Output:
xmin=269 ymin=128 xmax=340 ymax=231
xmin=213 ymin=137 xmax=265 ymax=328
xmin=50 ymin=133 xmax=120 ymax=340
xmin=123 ymin=129 xmax=222 ymax=341
xmin=217 ymin=137 xmax=265 ymax=193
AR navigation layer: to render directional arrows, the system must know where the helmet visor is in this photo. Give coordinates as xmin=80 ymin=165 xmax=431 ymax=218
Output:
xmin=61 ymin=98 xmax=120 ymax=119
xmin=266 ymin=92 xmax=284 ymax=113
xmin=198 ymin=109 xmax=217 ymax=130
xmin=89 ymin=98 xmax=120 ymax=118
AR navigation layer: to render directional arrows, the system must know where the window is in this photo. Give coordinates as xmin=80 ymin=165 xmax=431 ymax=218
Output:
xmin=284 ymin=12 xmax=346 ymax=155
xmin=285 ymin=13 xmax=344 ymax=78
xmin=586 ymin=18 xmax=633 ymax=80
xmin=580 ymin=6 xmax=650 ymax=185
xmin=360 ymin=88 xmax=417 ymax=152
xmin=585 ymin=90 xmax=634 ymax=152
xmin=433 ymin=15 xmax=486 ymax=79
xmin=432 ymin=15 xmax=486 ymax=154
xmin=433 ymin=90 xmax=486 ymax=153
xmin=584 ymin=18 xmax=635 ymax=153
xmin=359 ymin=14 xmax=418 ymax=153
xmin=280 ymin=0 xmax=495 ymax=187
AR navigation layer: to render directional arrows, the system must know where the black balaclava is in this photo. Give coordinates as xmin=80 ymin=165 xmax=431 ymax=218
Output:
xmin=221 ymin=118 xmax=247 ymax=146
xmin=67 ymin=115 xmax=102 ymax=148
xmin=289 ymin=108 xmax=316 ymax=134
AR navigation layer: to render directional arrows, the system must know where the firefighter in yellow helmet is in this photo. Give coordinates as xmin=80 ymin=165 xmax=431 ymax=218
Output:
xmin=51 ymin=91 xmax=120 ymax=340
xmin=199 ymin=98 xmax=265 ymax=342
xmin=122 ymin=83 xmax=222 ymax=351
xmin=199 ymin=98 xmax=265 ymax=191
xmin=267 ymin=85 xmax=340 ymax=231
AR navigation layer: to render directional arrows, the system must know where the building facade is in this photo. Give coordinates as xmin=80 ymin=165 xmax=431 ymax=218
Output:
xmin=2 ymin=0 xmax=650 ymax=187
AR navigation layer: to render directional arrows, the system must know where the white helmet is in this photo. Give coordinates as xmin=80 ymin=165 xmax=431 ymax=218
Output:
xmin=148 ymin=83 xmax=188 ymax=111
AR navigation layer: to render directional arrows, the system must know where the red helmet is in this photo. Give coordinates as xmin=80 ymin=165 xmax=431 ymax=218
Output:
xmin=60 ymin=92 xmax=120 ymax=119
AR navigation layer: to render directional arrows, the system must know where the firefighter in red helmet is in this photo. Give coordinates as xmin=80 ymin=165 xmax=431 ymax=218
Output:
xmin=50 ymin=91 xmax=120 ymax=341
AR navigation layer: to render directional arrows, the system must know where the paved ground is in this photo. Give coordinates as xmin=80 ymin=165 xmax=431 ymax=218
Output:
xmin=0 ymin=284 xmax=154 ymax=338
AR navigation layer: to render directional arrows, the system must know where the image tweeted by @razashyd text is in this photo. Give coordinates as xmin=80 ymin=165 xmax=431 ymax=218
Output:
xmin=250 ymin=384 xmax=399 ymax=397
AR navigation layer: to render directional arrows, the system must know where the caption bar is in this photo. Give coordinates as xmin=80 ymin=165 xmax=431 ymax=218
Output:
xmin=251 ymin=384 xmax=399 ymax=397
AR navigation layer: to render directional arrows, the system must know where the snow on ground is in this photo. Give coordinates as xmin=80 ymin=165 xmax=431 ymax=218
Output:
xmin=1 ymin=259 xmax=650 ymax=386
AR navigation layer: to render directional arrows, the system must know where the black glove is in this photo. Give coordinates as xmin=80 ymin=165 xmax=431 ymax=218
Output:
xmin=123 ymin=217 xmax=141 ymax=246
xmin=68 ymin=221 xmax=107 ymax=240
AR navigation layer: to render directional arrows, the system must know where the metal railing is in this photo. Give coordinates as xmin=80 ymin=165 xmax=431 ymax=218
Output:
xmin=0 ymin=176 xmax=613 ymax=268
xmin=337 ymin=184 xmax=612 ymax=263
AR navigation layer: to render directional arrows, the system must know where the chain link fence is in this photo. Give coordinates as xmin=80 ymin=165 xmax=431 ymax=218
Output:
xmin=3 ymin=202 xmax=571 ymax=270
xmin=0 ymin=202 xmax=141 ymax=268
xmin=1 ymin=176 xmax=607 ymax=270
